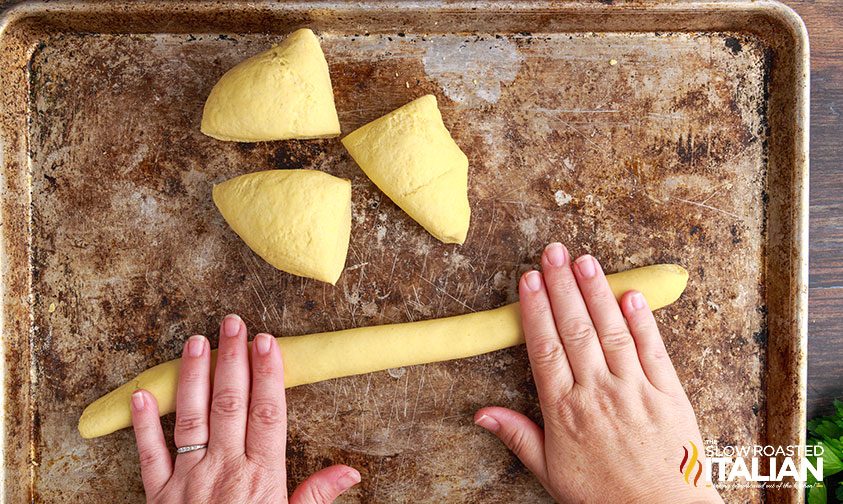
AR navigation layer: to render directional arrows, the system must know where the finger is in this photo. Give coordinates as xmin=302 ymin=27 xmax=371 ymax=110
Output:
xmin=572 ymin=255 xmax=644 ymax=380
xmin=518 ymin=270 xmax=574 ymax=407
xmin=540 ymin=243 xmax=609 ymax=383
xmin=208 ymin=314 xmax=250 ymax=457
xmin=131 ymin=390 xmax=172 ymax=497
xmin=290 ymin=465 xmax=361 ymax=504
xmin=174 ymin=335 xmax=211 ymax=471
xmin=620 ymin=291 xmax=685 ymax=395
xmin=474 ymin=407 xmax=547 ymax=481
xmin=246 ymin=333 xmax=287 ymax=468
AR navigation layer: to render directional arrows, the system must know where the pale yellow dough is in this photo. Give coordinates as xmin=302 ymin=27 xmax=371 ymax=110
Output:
xmin=78 ymin=264 xmax=687 ymax=439
xmin=200 ymin=28 xmax=341 ymax=142
xmin=342 ymin=95 xmax=471 ymax=244
xmin=213 ymin=169 xmax=351 ymax=284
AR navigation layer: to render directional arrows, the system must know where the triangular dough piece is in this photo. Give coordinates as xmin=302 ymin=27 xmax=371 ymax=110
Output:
xmin=341 ymin=95 xmax=470 ymax=244
xmin=201 ymin=28 xmax=341 ymax=142
xmin=212 ymin=170 xmax=351 ymax=284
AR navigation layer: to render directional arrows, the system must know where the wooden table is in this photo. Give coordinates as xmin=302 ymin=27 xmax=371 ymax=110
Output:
xmin=785 ymin=0 xmax=843 ymax=418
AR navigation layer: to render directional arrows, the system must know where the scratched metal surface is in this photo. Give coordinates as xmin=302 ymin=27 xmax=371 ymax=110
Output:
xmin=0 ymin=2 xmax=808 ymax=503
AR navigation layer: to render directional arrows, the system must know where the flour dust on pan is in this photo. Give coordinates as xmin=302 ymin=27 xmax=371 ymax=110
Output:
xmin=423 ymin=35 xmax=524 ymax=107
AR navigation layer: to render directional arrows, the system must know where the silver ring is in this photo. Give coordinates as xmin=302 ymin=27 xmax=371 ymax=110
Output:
xmin=176 ymin=444 xmax=208 ymax=454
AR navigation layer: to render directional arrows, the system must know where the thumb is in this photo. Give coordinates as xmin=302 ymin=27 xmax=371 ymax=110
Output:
xmin=290 ymin=464 xmax=361 ymax=504
xmin=474 ymin=407 xmax=547 ymax=480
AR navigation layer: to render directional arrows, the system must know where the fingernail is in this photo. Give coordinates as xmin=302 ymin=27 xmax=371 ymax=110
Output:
xmin=524 ymin=271 xmax=542 ymax=292
xmin=186 ymin=335 xmax=205 ymax=357
xmin=544 ymin=242 xmax=567 ymax=267
xmin=255 ymin=333 xmax=272 ymax=356
xmin=475 ymin=414 xmax=501 ymax=433
xmin=575 ymin=255 xmax=596 ymax=279
xmin=131 ymin=391 xmax=145 ymax=411
xmin=223 ymin=314 xmax=241 ymax=338
xmin=631 ymin=292 xmax=647 ymax=311
xmin=338 ymin=469 xmax=361 ymax=487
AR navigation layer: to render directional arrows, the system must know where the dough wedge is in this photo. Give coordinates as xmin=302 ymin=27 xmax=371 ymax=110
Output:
xmin=213 ymin=169 xmax=351 ymax=285
xmin=342 ymin=95 xmax=470 ymax=244
xmin=201 ymin=28 xmax=340 ymax=142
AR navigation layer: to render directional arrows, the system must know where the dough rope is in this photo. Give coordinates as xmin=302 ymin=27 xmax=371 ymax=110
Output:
xmin=79 ymin=264 xmax=687 ymax=439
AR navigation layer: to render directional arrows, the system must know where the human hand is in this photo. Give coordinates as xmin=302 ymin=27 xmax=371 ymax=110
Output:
xmin=130 ymin=314 xmax=361 ymax=503
xmin=475 ymin=243 xmax=723 ymax=503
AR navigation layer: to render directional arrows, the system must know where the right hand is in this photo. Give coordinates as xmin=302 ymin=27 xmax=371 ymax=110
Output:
xmin=475 ymin=243 xmax=723 ymax=503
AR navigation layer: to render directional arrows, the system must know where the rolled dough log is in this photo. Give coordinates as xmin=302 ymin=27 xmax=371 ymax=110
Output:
xmin=342 ymin=95 xmax=471 ymax=244
xmin=200 ymin=28 xmax=341 ymax=142
xmin=213 ymin=169 xmax=351 ymax=285
xmin=78 ymin=264 xmax=687 ymax=438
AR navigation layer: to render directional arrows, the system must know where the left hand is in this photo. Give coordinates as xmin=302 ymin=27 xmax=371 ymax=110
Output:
xmin=130 ymin=314 xmax=361 ymax=503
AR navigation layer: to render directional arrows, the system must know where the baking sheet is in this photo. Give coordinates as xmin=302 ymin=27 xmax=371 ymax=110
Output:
xmin=0 ymin=1 xmax=808 ymax=502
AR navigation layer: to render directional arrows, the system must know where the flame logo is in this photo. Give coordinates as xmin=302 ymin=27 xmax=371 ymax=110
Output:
xmin=679 ymin=441 xmax=703 ymax=486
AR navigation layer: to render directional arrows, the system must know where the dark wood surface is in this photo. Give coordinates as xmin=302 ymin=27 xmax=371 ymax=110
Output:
xmin=784 ymin=0 xmax=843 ymax=419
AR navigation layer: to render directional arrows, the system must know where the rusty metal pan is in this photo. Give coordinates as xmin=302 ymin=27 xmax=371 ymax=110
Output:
xmin=0 ymin=1 xmax=808 ymax=502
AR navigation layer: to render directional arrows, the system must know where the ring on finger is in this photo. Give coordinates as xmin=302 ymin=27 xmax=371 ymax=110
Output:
xmin=176 ymin=443 xmax=208 ymax=454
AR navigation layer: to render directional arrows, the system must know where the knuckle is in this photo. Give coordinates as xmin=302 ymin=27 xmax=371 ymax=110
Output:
xmin=647 ymin=345 xmax=671 ymax=363
xmin=211 ymin=389 xmax=247 ymax=416
xmin=594 ymin=368 xmax=617 ymax=387
xmin=599 ymin=327 xmax=634 ymax=351
xmin=136 ymin=446 xmax=162 ymax=468
xmin=530 ymin=341 xmax=565 ymax=369
xmin=501 ymin=427 xmax=530 ymax=455
xmin=525 ymin=301 xmax=552 ymax=321
xmin=216 ymin=345 xmax=242 ymax=364
xmin=631 ymin=315 xmax=658 ymax=333
xmin=552 ymin=398 xmax=579 ymax=425
xmin=180 ymin=367 xmax=207 ymax=385
xmin=560 ymin=320 xmax=598 ymax=349
xmin=547 ymin=396 xmax=583 ymax=435
xmin=249 ymin=400 xmax=285 ymax=427
xmin=305 ymin=480 xmax=335 ymax=504
xmin=248 ymin=471 xmax=275 ymax=499
xmin=175 ymin=411 xmax=206 ymax=434
xmin=591 ymin=289 xmax=618 ymax=306
xmin=133 ymin=422 xmax=159 ymax=440
xmin=252 ymin=361 xmax=278 ymax=379
xmin=133 ymin=421 xmax=152 ymax=435
xmin=547 ymin=275 xmax=580 ymax=297
xmin=205 ymin=450 xmax=245 ymax=471
xmin=539 ymin=391 xmax=565 ymax=413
